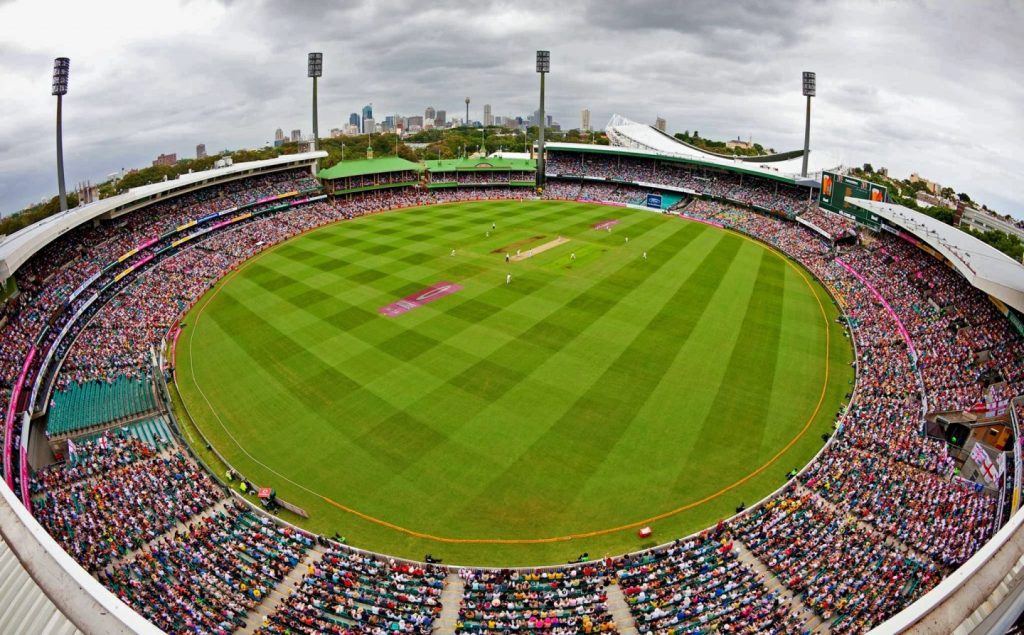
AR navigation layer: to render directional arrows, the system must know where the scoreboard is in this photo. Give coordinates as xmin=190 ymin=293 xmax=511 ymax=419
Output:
xmin=820 ymin=171 xmax=887 ymax=212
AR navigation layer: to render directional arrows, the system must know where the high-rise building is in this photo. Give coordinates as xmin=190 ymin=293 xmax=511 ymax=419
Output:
xmin=406 ymin=115 xmax=424 ymax=130
xmin=435 ymin=110 xmax=446 ymax=127
xmin=425 ymin=106 xmax=435 ymax=122
xmin=655 ymin=117 xmax=666 ymax=132
xmin=483 ymin=104 xmax=493 ymax=127
xmin=291 ymin=129 xmax=301 ymax=142
xmin=196 ymin=143 xmax=207 ymax=159
xmin=349 ymin=112 xmax=360 ymax=129
xmin=581 ymin=109 xmax=591 ymax=131
xmin=152 ymin=153 xmax=177 ymax=167
xmin=362 ymin=117 xmax=375 ymax=134
xmin=274 ymin=128 xmax=284 ymax=142
xmin=362 ymin=104 xmax=373 ymax=123
xmin=384 ymin=115 xmax=396 ymax=131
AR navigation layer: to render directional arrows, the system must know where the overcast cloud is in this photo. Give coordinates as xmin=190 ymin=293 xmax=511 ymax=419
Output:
xmin=1 ymin=0 xmax=1022 ymax=218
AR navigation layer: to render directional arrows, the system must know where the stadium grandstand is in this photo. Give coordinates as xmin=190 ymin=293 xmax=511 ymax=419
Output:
xmin=1 ymin=118 xmax=1024 ymax=635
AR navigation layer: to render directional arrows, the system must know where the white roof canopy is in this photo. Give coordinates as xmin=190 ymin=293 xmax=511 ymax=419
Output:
xmin=851 ymin=199 xmax=1024 ymax=313
xmin=603 ymin=114 xmax=843 ymax=185
xmin=0 ymin=152 xmax=326 ymax=283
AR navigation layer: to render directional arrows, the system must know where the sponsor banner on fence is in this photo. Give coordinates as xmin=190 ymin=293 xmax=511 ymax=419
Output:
xmin=379 ymin=282 xmax=463 ymax=317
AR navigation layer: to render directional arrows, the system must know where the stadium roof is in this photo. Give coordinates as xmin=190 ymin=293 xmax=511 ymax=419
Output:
xmin=0 ymin=151 xmax=325 ymax=284
xmin=601 ymin=114 xmax=844 ymax=186
xmin=318 ymin=157 xmax=423 ymax=180
xmin=544 ymin=141 xmax=808 ymax=187
xmin=423 ymin=157 xmax=535 ymax=171
xmin=850 ymin=199 xmax=1024 ymax=313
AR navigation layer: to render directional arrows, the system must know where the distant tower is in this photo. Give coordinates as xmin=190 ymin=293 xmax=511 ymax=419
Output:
xmin=581 ymin=108 xmax=591 ymax=131
xmin=483 ymin=103 xmax=493 ymax=127
xmin=465 ymin=97 xmax=470 ymax=126
xmin=196 ymin=143 xmax=207 ymax=159
xmin=274 ymin=128 xmax=284 ymax=142
xmin=425 ymin=106 xmax=436 ymax=122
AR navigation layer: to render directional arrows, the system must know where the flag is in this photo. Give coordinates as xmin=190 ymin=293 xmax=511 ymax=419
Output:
xmin=971 ymin=443 xmax=990 ymax=468
xmin=996 ymin=451 xmax=1007 ymax=478
xmin=971 ymin=443 xmax=998 ymax=485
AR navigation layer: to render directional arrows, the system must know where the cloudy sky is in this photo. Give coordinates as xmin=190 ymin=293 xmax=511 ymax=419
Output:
xmin=1 ymin=0 xmax=1022 ymax=218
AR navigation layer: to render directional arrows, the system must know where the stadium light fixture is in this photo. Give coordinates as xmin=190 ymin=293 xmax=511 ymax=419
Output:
xmin=535 ymin=50 xmax=549 ymax=189
xmin=53 ymin=57 xmax=70 ymax=212
xmin=308 ymin=53 xmax=322 ymax=152
xmin=801 ymin=71 xmax=815 ymax=177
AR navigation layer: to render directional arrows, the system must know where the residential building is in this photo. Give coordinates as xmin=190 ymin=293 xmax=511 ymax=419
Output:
xmin=152 ymin=153 xmax=176 ymax=167
xmin=654 ymin=117 xmax=666 ymax=132
xmin=291 ymin=129 xmax=301 ymax=142
xmin=581 ymin=108 xmax=591 ymax=131
xmin=483 ymin=104 xmax=493 ymax=127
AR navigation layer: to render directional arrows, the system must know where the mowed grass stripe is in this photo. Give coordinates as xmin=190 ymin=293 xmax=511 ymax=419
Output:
xmin=681 ymin=248 xmax=786 ymax=484
xmin=463 ymin=234 xmax=744 ymax=529
xmin=343 ymin=219 xmax=699 ymax=502
xmin=177 ymin=201 xmax=851 ymax=563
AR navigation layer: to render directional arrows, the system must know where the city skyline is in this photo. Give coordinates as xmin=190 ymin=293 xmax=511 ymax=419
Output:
xmin=0 ymin=0 xmax=1021 ymax=218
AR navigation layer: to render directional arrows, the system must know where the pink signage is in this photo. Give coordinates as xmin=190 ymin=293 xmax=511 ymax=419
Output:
xmin=592 ymin=219 xmax=621 ymax=230
xmin=379 ymin=282 xmax=463 ymax=317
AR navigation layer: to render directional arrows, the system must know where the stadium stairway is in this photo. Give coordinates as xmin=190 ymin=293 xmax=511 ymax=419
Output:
xmin=732 ymin=540 xmax=830 ymax=633
xmin=433 ymin=572 xmax=464 ymax=635
xmin=237 ymin=545 xmax=327 ymax=635
xmin=603 ymin=582 xmax=640 ymax=635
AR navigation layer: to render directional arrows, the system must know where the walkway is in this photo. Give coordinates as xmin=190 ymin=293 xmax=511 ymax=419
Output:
xmin=433 ymin=572 xmax=465 ymax=635
xmin=238 ymin=545 xmax=324 ymax=635
xmin=604 ymin=581 xmax=639 ymax=635
xmin=732 ymin=539 xmax=830 ymax=634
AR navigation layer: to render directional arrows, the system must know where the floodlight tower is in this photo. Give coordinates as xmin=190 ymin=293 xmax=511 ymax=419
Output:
xmin=465 ymin=97 xmax=470 ymax=127
xmin=52 ymin=57 xmax=70 ymax=212
xmin=801 ymin=71 xmax=816 ymax=178
xmin=308 ymin=52 xmax=323 ymax=151
xmin=535 ymin=50 xmax=550 ymax=189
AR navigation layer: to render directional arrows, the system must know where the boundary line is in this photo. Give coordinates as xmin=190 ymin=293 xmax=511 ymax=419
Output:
xmin=179 ymin=204 xmax=841 ymax=545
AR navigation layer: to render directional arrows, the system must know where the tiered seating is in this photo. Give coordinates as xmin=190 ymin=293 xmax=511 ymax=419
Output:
xmin=99 ymin=503 xmax=314 ymax=634
xmin=617 ymin=536 xmax=800 ymax=634
xmin=258 ymin=548 xmax=444 ymax=634
xmin=801 ymin=441 xmax=995 ymax=566
xmin=800 ymin=206 xmax=857 ymax=238
xmin=46 ymin=375 xmax=157 ymax=436
xmin=33 ymin=443 xmax=223 ymax=571
xmin=733 ymin=490 xmax=941 ymax=634
xmin=457 ymin=566 xmax=616 ymax=634
xmin=76 ymin=416 xmax=173 ymax=450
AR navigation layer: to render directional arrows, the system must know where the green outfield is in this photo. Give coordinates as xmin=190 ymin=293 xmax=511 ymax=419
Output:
xmin=175 ymin=199 xmax=854 ymax=566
